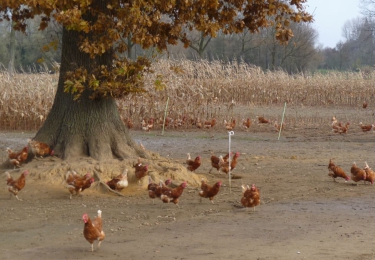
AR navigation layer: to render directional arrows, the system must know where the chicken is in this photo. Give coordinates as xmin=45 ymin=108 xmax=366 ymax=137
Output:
xmin=106 ymin=169 xmax=129 ymax=191
xmin=241 ymin=184 xmax=260 ymax=211
xmin=133 ymin=157 xmax=149 ymax=184
xmin=160 ymin=181 xmax=187 ymax=207
xmin=82 ymin=210 xmax=105 ymax=252
xmin=359 ymin=122 xmax=374 ymax=132
xmin=333 ymin=122 xmax=350 ymax=134
xmin=174 ymin=116 xmax=185 ymax=128
xmin=6 ymin=147 xmax=19 ymax=160
xmin=66 ymin=172 xmax=95 ymax=199
xmin=148 ymin=178 xmax=172 ymax=204
xmin=341 ymin=122 xmax=350 ymax=134
xmin=163 ymin=117 xmax=174 ymax=129
xmin=331 ymin=116 xmax=338 ymax=125
xmin=274 ymin=121 xmax=284 ymax=131
xmin=65 ymin=170 xmax=79 ymax=184
xmin=186 ymin=153 xmax=201 ymax=172
xmin=222 ymin=152 xmax=232 ymax=162
xmin=28 ymin=139 xmax=54 ymax=158
xmin=6 ymin=170 xmax=29 ymax=201
xmin=364 ymin=162 xmax=375 ymax=184
xmin=204 ymin=118 xmax=217 ymax=129
xmin=17 ymin=146 xmax=29 ymax=164
xmin=6 ymin=146 xmax=29 ymax=168
xmin=209 ymin=152 xmax=221 ymax=173
xmin=218 ymin=152 xmax=240 ymax=174
xmin=257 ymin=116 xmax=270 ymax=124
xmin=350 ymin=162 xmax=366 ymax=184
xmin=230 ymin=152 xmax=240 ymax=171
xmin=125 ymin=118 xmax=133 ymax=129
xmin=9 ymin=159 xmax=20 ymax=168
xmin=327 ymin=159 xmax=350 ymax=182
xmin=331 ymin=117 xmax=350 ymax=134
xmin=224 ymin=119 xmax=236 ymax=131
xmin=219 ymin=155 xmax=231 ymax=174
xmin=141 ymin=120 xmax=149 ymax=131
xmin=195 ymin=118 xmax=203 ymax=129
xmin=141 ymin=118 xmax=154 ymax=131
xmin=242 ymin=118 xmax=252 ymax=129
xmin=147 ymin=118 xmax=154 ymax=130
xmin=198 ymin=178 xmax=222 ymax=204
xmin=331 ymin=117 xmax=339 ymax=132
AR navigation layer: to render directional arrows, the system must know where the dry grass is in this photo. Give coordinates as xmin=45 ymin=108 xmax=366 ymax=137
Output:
xmin=0 ymin=70 xmax=58 ymax=131
xmin=1 ymin=58 xmax=374 ymax=131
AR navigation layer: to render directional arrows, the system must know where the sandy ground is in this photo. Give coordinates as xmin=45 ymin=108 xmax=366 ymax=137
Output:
xmin=2 ymin=108 xmax=375 ymax=260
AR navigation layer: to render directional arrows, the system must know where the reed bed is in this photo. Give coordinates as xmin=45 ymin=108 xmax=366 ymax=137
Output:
xmin=1 ymin=58 xmax=374 ymax=131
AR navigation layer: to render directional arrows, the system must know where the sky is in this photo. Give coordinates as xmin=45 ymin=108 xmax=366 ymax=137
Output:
xmin=305 ymin=0 xmax=362 ymax=48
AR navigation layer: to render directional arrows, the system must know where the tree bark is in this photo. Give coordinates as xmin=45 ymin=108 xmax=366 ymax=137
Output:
xmin=34 ymin=23 xmax=145 ymax=161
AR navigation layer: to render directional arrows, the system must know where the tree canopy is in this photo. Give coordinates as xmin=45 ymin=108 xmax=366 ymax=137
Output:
xmin=1 ymin=0 xmax=312 ymax=100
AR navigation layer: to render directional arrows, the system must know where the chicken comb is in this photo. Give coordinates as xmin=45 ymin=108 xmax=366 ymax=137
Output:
xmin=82 ymin=213 xmax=89 ymax=223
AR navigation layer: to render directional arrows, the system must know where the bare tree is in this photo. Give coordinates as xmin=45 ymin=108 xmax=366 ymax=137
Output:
xmin=5 ymin=9 xmax=15 ymax=74
xmin=360 ymin=0 xmax=375 ymax=17
xmin=187 ymin=31 xmax=212 ymax=58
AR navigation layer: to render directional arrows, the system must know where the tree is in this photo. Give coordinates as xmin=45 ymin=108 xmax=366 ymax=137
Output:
xmin=5 ymin=9 xmax=16 ymax=73
xmin=0 ymin=0 xmax=312 ymax=162
xmin=360 ymin=0 xmax=375 ymax=17
xmin=187 ymin=30 xmax=212 ymax=58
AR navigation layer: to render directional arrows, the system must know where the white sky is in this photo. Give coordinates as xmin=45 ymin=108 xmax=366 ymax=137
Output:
xmin=305 ymin=0 xmax=362 ymax=48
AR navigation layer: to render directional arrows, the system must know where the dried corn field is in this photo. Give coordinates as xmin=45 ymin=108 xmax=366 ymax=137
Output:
xmin=1 ymin=59 xmax=375 ymax=132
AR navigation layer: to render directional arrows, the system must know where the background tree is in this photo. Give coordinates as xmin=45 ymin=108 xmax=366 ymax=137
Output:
xmin=0 ymin=13 xmax=62 ymax=71
xmin=187 ymin=30 xmax=212 ymax=58
xmin=360 ymin=0 xmax=375 ymax=17
xmin=4 ymin=9 xmax=16 ymax=73
xmin=318 ymin=17 xmax=375 ymax=71
xmin=0 ymin=0 xmax=312 ymax=162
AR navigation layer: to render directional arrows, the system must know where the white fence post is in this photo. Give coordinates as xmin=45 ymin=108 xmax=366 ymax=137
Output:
xmin=228 ymin=131 xmax=234 ymax=193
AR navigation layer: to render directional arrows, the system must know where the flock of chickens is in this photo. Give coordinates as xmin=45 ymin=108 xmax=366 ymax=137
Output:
xmin=331 ymin=116 xmax=375 ymax=134
xmin=4 ymin=139 xmax=260 ymax=252
xmin=5 ymin=107 xmax=375 ymax=252
xmin=328 ymin=159 xmax=375 ymax=184
xmin=5 ymin=139 xmax=55 ymax=201
xmin=6 ymin=111 xmax=375 ymax=252
xmin=136 ymin=113 xmax=375 ymax=135
xmin=127 ymin=115 xmax=283 ymax=132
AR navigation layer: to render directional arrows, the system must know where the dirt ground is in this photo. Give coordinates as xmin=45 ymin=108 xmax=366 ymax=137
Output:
xmin=2 ymin=106 xmax=375 ymax=260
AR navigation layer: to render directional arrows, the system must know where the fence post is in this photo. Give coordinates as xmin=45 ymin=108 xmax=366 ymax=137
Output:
xmin=228 ymin=131 xmax=234 ymax=193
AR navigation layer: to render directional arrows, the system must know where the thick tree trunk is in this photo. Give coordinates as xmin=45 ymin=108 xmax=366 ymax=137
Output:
xmin=34 ymin=23 xmax=145 ymax=161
